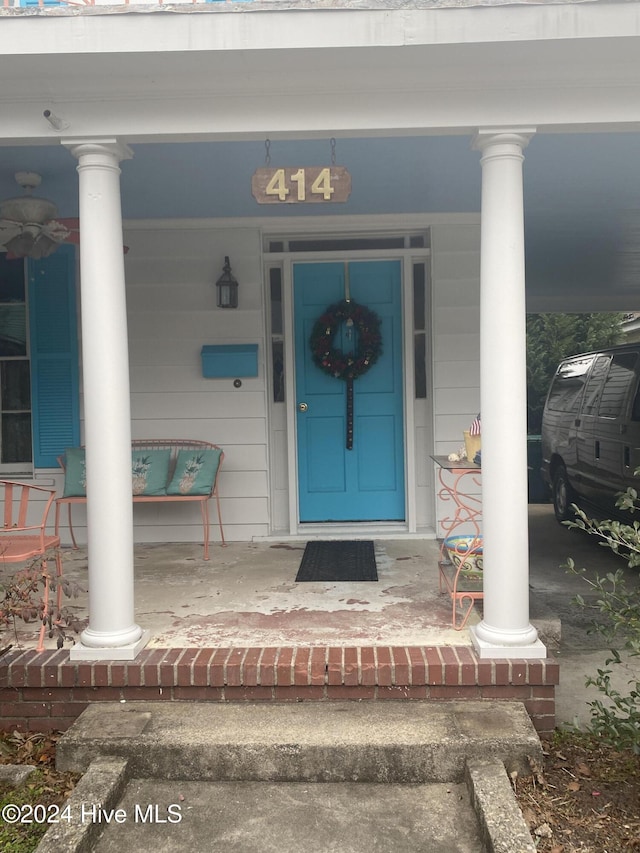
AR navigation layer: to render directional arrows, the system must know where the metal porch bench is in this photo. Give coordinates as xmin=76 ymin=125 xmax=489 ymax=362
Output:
xmin=54 ymin=439 xmax=225 ymax=560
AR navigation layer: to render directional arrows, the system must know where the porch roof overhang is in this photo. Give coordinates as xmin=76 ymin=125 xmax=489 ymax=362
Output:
xmin=1 ymin=1 xmax=640 ymax=142
xmin=1 ymin=1 xmax=640 ymax=309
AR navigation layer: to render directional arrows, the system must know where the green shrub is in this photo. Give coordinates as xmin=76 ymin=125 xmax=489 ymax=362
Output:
xmin=565 ymin=497 xmax=640 ymax=753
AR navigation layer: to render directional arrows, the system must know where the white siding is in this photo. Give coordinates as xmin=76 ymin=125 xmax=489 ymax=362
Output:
xmin=127 ymin=227 xmax=268 ymax=543
xmin=62 ymin=225 xmax=271 ymax=545
xmin=431 ymin=223 xmax=481 ymax=538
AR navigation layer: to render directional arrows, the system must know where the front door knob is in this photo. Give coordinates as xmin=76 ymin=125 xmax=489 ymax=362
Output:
xmin=298 ymin=402 xmax=309 ymax=412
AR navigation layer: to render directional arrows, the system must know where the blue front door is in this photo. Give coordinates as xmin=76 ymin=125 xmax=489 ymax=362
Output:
xmin=294 ymin=260 xmax=405 ymax=522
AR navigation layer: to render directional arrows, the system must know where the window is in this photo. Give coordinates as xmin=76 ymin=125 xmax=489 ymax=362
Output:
xmin=0 ymin=255 xmax=31 ymax=468
xmin=581 ymin=355 xmax=611 ymax=416
xmin=265 ymin=232 xmax=430 ymax=254
xmin=631 ymin=379 xmax=640 ymax=422
xmin=0 ymin=246 xmax=79 ymax=472
xmin=269 ymin=266 xmax=285 ymax=403
xmin=546 ymin=356 xmax=595 ymax=413
xmin=598 ymin=352 xmax=638 ymax=419
xmin=413 ymin=262 xmax=429 ymax=399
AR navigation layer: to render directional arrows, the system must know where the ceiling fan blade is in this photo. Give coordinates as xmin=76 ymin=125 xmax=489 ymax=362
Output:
xmin=42 ymin=218 xmax=80 ymax=247
xmin=54 ymin=218 xmax=129 ymax=253
xmin=42 ymin=220 xmax=71 ymax=242
xmin=0 ymin=218 xmax=21 ymax=236
xmin=53 ymin=218 xmax=79 ymax=244
xmin=63 ymin=232 xmax=80 ymax=245
xmin=0 ymin=221 xmax=21 ymax=251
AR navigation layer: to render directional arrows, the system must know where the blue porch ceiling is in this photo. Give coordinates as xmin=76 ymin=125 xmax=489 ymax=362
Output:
xmin=1 ymin=132 xmax=640 ymax=308
xmin=0 ymin=136 xmax=482 ymax=219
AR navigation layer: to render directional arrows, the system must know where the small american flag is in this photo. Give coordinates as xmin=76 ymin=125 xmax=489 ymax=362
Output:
xmin=468 ymin=413 xmax=481 ymax=436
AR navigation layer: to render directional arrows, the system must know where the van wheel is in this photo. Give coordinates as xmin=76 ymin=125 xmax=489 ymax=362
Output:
xmin=552 ymin=465 xmax=574 ymax=522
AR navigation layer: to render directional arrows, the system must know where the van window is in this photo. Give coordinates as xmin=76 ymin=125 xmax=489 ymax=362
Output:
xmin=582 ymin=355 xmax=611 ymax=415
xmin=598 ymin=352 xmax=638 ymax=419
xmin=631 ymin=379 xmax=640 ymax=421
xmin=546 ymin=355 xmax=594 ymax=413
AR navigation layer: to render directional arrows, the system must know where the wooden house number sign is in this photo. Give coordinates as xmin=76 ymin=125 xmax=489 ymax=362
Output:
xmin=251 ymin=166 xmax=351 ymax=204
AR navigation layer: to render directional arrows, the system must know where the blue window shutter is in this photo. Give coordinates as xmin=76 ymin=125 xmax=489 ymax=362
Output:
xmin=28 ymin=244 xmax=80 ymax=468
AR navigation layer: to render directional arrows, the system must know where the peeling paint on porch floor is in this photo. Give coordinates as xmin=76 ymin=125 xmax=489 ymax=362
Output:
xmin=2 ymin=539 xmax=474 ymax=651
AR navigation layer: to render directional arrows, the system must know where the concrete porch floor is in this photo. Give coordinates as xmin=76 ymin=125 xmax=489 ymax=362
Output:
xmin=2 ymin=502 xmax=634 ymax=654
xmin=3 ymin=535 xmax=472 ymax=651
xmin=138 ymin=537 xmax=470 ymax=649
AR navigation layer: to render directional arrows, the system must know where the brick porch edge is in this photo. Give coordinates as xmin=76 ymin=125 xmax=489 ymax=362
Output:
xmin=0 ymin=646 xmax=560 ymax=736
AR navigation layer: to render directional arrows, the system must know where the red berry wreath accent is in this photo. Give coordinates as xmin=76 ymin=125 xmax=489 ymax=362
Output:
xmin=309 ymin=299 xmax=383 ymax=380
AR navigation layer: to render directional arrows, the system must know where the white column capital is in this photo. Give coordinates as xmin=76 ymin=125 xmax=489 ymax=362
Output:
xmin=62 ymin=137 xmax=133 ymax=165
xmin=472 ymin=128 xmax=536 ymax=155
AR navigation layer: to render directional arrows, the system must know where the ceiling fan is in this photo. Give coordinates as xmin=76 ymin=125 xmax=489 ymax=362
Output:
xmin=0 ymin=172 xmax=79 ymax=260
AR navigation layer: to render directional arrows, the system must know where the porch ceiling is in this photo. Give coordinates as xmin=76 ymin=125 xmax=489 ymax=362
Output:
xmin=1 ymin=132 xmax=640 ymax=311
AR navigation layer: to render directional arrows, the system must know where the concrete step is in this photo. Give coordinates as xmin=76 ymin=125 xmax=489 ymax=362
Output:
xmin=44 ymin=702 xmax=541 ymax=853
xmin=57 ymin=700 xmax=542 ymax=783
xmin=91 ymin=778 xmax=487 ymax=853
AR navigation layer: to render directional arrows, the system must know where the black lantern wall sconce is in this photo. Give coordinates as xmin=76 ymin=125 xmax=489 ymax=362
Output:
xmin=215 ymin=256 xmax=239 ymax=309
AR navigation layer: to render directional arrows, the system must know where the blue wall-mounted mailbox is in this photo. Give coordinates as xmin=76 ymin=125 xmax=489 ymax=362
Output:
xmin=201 ymin=344 xmax=259 ymax=378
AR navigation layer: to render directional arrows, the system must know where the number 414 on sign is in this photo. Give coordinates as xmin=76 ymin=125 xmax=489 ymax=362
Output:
xmin=251 ymin=166 xmax=351 ymax=204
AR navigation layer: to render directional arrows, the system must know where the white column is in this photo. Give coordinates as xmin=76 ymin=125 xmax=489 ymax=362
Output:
xmin=470 ymin=129 xmax=546 ymax=659
xmin=63 ymin=139 xmax=148 ymax=660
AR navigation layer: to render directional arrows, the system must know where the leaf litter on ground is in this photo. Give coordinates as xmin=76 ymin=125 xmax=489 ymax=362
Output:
xmin=513 ymin=730 xmax=640 ymax=852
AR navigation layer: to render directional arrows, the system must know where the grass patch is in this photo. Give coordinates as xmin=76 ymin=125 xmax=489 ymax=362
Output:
xmin=0 ymin=732 xmax=79 ymax=853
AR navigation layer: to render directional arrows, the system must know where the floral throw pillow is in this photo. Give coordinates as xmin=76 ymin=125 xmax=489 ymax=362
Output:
xmin=166 ymin=448 xmax=222 ymax=496
xmin=131 ymin=449 xmax=171 ymax=496
xmin=62 ymin=448 xmax=87 ymax=497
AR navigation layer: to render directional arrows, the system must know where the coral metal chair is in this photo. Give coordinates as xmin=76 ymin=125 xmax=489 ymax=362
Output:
xmin=0 ymin=480 xmax=63 ymax=652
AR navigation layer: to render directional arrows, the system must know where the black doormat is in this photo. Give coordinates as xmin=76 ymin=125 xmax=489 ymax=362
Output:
xmin=295 ymin=540 xmax=378 ymax=582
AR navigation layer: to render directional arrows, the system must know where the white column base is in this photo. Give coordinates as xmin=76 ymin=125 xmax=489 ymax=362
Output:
xmin=69 ymin=630 xmax=151 ymax=661
xmin=470 ymin=626 xmax=547 ymax=659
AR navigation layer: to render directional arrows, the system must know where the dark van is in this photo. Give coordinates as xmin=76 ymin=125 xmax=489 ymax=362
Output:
xmin=541 ymin=344 xmax=640 ymax=521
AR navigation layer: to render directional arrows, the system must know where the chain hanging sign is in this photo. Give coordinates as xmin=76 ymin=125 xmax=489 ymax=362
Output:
xmin=251 ymin=138 xmax=351 ymax=205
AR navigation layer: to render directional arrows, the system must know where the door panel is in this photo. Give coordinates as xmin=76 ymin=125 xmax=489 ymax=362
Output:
xmin=294 ymin=260 xmax=405 ymax=522
xmin=305 ymin=417 xmax=346 ymax=492
xmin=357 ymin=415 xmax=398 ymax=492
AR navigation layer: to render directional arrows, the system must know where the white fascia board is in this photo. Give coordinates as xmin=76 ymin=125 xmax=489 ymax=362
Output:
xmin=2 ymin=4 xmax=640 ymax=141
xmin=2 ymin=2 xmax=640 ymax=57
xmin=2 ymin=73 xmax=639 ymax=142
